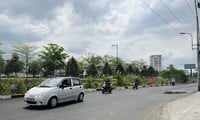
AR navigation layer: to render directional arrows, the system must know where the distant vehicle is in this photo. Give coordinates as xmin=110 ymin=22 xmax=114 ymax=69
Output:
xmin=24 ymin=77 xmax=84 ymax=108
xmin=171 ymin=79 xmax=175 ymax=86
xmin=102 ymin=79 xmax=112 ymax=94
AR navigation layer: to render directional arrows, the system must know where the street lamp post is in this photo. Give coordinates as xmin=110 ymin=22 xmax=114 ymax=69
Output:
xmin=112 ymin=44 xmax=118 ymax=64
xmin=194 ymin=0 xmax=200 ymax=91
xmin=180 ymin=32 xmax=194 ymax=79
xmin=179 ymin=33 xmax=194 ymax=49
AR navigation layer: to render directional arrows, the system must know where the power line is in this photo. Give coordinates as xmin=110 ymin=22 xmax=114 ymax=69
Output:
xmin=184 ymin=0 xmax=196 ymax=17
xmin=140 ymin=0 xmax=190 ymax=43
xmin=160 ymin=0 xmax=192 ymax=33
xmin=140 ymin=0 xmax=180 ymax=34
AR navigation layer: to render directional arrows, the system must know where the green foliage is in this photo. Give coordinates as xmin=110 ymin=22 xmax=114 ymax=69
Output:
xmin=26 ymin=79 xmax=43 ymax=90
xmin=84 ymin=77 xmax=93 ymax=88
xmin=0 ymin=42 xmax=5 ymax=55
xmin=9 ymin=78 xmax=27 ymax=94
xmin=29 ymin=60 xmax=42 ymax=77
xmin=132 ymin=75 xmax=144 ymax=85
xmin=5 ymin=53 xmax=24 ymax=76
xmin=12 ymin=44 xmax=38 ymax=77
xmin=157 ymin=78 xmax=169 ymax=85
xmin=160 ymin=65 xmax=189 ymax=83
xmin=115 ymin=63 xmax=125 ymax=74
xmin=39 ymin=43 xmax=69 ymax=76
xmin=115 ymin=71 xmax=124 ymax=86
xmin=102 ymin=62 xmax=112 ymax=76
xmin=0 ymin=82 xmax=11 ymax=95
xmin=0 ymin=56 xmax=5 ymax=76
xmin=66 ymin=57 xmax=79 ymax=77
xmin=87 ymin=63 xmax=97 ymax=77
xmin=126 ymin=65 xmax=134 ymax=75
xmin=0 ymin=82 xmax=2 ymax=93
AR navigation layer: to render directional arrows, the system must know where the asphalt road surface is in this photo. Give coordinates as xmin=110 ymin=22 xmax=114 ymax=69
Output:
xmin=0 ymin=84 xmax=197 ymax=120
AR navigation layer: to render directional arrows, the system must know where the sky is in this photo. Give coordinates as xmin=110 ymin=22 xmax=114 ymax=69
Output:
xmin=0 ymin=0 xmax=198 ymax=69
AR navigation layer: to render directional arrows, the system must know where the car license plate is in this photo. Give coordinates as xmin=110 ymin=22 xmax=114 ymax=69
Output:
xmin=27 ymin=98 xmax=34 ymax=101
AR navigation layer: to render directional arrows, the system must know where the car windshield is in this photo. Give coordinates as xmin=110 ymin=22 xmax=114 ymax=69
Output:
xmin=39 ymin=78 xmax=62 ymax=87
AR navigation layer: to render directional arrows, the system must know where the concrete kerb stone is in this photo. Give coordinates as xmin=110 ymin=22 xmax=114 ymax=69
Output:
xmin=0 ymin=95 xmax=12 ymax=100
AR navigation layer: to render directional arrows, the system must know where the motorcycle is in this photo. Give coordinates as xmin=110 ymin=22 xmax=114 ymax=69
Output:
xmin=102 ymin=81 xmax=112 ymax=94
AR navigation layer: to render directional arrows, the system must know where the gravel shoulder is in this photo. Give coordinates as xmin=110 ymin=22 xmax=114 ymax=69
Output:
xmin=150 ymin=92 xmax=200 ymax=120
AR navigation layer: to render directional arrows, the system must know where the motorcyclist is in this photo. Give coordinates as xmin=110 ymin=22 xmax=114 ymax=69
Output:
xmin=102 ymin=79 xmax=112 ymax=93
xmin=134 ymin=79 xmax=139 ymax=89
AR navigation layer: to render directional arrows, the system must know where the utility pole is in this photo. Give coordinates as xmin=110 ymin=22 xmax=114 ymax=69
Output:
xmin=194 ymin=0 xmax=200 ymax=91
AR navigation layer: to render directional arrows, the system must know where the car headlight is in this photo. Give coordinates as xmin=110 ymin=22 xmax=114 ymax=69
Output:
xmin=35 ymin=94 xmax=43 ymax=98
xmin=24 ymin=93 xmax=29 ymax=98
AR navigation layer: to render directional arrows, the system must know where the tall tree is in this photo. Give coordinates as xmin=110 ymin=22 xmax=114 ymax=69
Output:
xmin=115 ymin=63 xmax=125 ymax=74
xmin=0 ymin=42 xmax=5 ymax=80
xmin=102 ymin=62 xmax=112 ymax=76
xmin=87 ymin=63 xmax=97 ymax=77
xmin=12 ymin=44 xmax=38 ymax=78
xmin=0 ymin=42 xmax=4 ymax=55
xmin=66 ymin=57 xmax=79 ymax=77
xmin=29 ymin=60 xmax=42 ymax=77
xmin=161 ymin=64 xmax=188 ymax=83
xmin=39 ymin=43 xmax=68 ymax=76
xmin=126 ymin=65 xmax=134 ymax=75
xmin=141 ymin=66 xmax=148 ymax=78
xmin=148 ymin=66 xmax=158 ymax=77
xmin=5 ymin=54 xmax=24 ymax=76
xmin=0 ymin=55 xmax=4 ymax=80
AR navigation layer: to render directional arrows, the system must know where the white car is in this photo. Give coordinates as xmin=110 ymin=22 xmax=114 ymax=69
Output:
xmin=24 ymin=77 xmax=84 ymax=108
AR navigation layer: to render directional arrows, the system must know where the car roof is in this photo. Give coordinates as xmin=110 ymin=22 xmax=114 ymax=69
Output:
xmin=50 ymin=77 xmax=80 ymax=79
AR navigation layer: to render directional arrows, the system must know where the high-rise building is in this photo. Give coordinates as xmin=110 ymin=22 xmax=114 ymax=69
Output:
xmin=150 ymin=55 xmax=162 ymax=71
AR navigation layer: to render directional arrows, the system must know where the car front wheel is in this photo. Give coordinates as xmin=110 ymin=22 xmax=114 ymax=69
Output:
xmin=48 ymin=97 xmax=58 ymax=108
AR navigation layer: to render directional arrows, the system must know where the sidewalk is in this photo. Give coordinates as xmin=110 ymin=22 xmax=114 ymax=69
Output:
xmin=161 ymin=92 xmax=200 ymax=120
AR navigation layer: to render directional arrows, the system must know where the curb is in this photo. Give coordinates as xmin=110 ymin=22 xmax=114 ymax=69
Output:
xmin=0 ymin=94 xmax=24 ymax=100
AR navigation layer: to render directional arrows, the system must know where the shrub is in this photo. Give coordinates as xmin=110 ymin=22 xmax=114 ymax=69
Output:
xmin=0 ymin=83 xmax=11 ymax=95
xmin=115 ymin=71 xmax=124 ymax=86
xmin=84 ymin=77 xmax=93 ymax=88
xmin=9 ymin=78 xmax=27 ymax=94
xmin=25 ymin=79 xmax=43 ymax=90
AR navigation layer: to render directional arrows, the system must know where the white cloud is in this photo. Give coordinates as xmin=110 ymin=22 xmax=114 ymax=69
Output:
xmin=0 ymin=0 xmax=197 ymax=69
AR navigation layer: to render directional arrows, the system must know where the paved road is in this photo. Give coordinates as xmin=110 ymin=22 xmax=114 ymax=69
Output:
xmin=0 ymin=84 xmax=197 ymax=120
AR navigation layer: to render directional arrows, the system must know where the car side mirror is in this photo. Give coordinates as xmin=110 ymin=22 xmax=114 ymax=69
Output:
xmin=59 ymin=85 xmax=64 ymax=89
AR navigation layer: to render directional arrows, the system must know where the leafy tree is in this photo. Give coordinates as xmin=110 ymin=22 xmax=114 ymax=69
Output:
xmin=0 ymin=55 xmax=5 ymax=80
xmin=115 ymin=63 xmax=125 ymax=74
xmin=161 ymin=64 xmax=188 ymax=83
xmin=39 ymin=43 xmax=68 ymax=76
xmin=148 ymin=66 xmax=158 ymax=77
xmin=133 ymin=67 xmax=140 ymax=75
xmin=131 ymin=60 xmax=147 ymax=70
xmin=12 ymin=44 xmax=38 ymax=78
xmin=4 ymin=60 xmax=12 ymax=76
xmin=29 ymin=60 xmax=42 ymax=77
xmin=0 ymin=42 xmax=4 ymax=55
xmin=115 ymin=71 xmax=124 ymax=86
xmin=0 ymin=42 xmax=5 ymax=80
xmin=102 ymin=62 xmax=112 ymax=76
xmin=12 ymin=54 xmax=24 ymax=76
xmin=126 ymin=65 xmax=134 ymax=75
xmin=87 ymin=63 xmax=97 ymax=77
xmin=5 ymin=54 xmax=24 ymax=76
xmin=66 ymin=57 xmax=79 ymax=77
xmin=141 ymin=66 xmax=148 ymax=78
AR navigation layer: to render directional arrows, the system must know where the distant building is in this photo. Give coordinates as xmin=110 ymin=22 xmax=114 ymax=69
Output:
xmin=150 ymin=55 xmax=162 ymax=71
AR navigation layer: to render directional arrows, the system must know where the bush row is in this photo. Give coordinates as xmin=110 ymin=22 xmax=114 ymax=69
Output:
xmin=0 ymin=78 xmax=43 ymax=95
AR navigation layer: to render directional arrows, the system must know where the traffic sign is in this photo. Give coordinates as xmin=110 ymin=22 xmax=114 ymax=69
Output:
xmin=184 ymin=64 xmax=196 ymax=69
